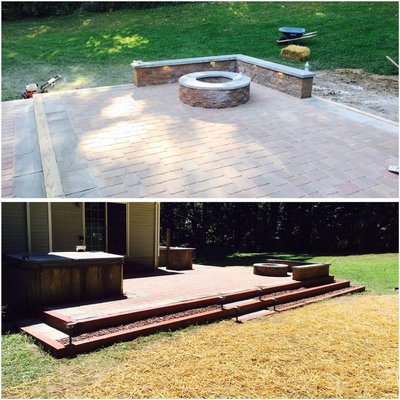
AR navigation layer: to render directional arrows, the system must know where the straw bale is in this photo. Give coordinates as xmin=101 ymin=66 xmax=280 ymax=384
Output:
xmin=281 ymin=45 xmax=311 ymax=61
xmin=3 ymin=294 xmax=398 ymax=399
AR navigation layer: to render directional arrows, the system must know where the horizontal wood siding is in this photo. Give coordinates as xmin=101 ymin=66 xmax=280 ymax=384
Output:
xmin=30 ymin=203 xmax=50 ymax=253
xmin=51 ymin=203 xmax=83 ymax=251
xmin=1 ymin=203 xmax=28 ymax=254
xmin=128 ymin=203 xmax=156 ymax=269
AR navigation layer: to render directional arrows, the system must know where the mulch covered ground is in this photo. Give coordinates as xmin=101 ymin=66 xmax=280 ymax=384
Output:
xmin=3 ymin=294 xmax=398 ymax=399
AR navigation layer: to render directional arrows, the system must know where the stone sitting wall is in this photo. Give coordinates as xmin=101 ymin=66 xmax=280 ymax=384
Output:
xmin=133 ymin=57 xmax=236 ymax=87
xmin=131 ymin=54 xmax=315 ymax=99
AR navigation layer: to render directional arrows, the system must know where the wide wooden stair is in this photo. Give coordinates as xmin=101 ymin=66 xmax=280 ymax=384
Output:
xmin=16 ymin=275 xmax=365 ymax=358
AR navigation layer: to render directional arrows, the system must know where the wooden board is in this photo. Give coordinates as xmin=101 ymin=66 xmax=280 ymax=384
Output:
xmin=4 ymin=259 xmax=124 ymax=310
xmin=33 ymin=94 xmax=65 ymax=198
xmin=276 ymin=33 xmax=318 ymax=44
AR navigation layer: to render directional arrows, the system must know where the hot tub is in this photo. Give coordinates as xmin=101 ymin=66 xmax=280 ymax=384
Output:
xmin=3 ymin=252 xmax=124 ymax=310
xmin=159 ymin=246 xmax=195 ymax=270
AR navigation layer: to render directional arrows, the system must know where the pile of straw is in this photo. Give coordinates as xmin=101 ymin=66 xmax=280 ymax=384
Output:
xmin=3 ymin=294 xmax=398 ymax=399
xmin=281 ymin=45 xmax=310 ymax=61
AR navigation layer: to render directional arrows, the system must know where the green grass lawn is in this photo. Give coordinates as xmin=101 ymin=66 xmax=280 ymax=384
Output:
xmin=195 ymin=252 xmax=399 ymax=294
xmin=2 ymin=1 xmax=398 ymax=100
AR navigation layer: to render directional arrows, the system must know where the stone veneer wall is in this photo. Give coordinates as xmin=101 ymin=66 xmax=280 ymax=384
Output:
xmin=236 ymin=60 xmax=313 ymax=98
xmin=179 ymin=85 xmax=250 ymax=108
xmin=133 ymin=60 xmax=236 ymax=87
xmin=132 ymin=54 xmax=315 ymax=99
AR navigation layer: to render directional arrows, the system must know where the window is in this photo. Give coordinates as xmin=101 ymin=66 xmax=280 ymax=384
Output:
xmin=85 ymin=203 xmax=105 ymax=251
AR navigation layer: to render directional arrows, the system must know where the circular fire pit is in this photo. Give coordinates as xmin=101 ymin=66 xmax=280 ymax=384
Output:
xmin=179 ymin=71 xmax=250 ymax=108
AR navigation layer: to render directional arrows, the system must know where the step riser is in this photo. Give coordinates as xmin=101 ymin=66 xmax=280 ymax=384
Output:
xmin=274 ymin=280 xmax=350 ymax=305
xmin=276 ymin=286 xmax=366 ymax=312
xmin=19 ymin=325 xmax=67 ymax=358
xmin=224 ymin=280 xmax=350 ymax=313
xmin=22 ymin=284 xmax=362 ymax=358
xmin=68 ymin=308 xmax=234 ymax=355
xmin=238 ymin=310 xmax=275 ymax=323
xmin=41 ymin=310 xmax=73 ymax=333
xmin=37 ymin=308 xmax=235 ymax=357
xmin=41 ymin=280 xmax=351 ymax=351
xmin=42 ymin=276 xmax=335 ymax=335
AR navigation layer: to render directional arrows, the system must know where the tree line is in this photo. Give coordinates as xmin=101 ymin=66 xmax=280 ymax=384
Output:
xmin=160 ymin=203 xmax=398 ymax=255
xmin=2 ymin=2 xmax=173 ymax=20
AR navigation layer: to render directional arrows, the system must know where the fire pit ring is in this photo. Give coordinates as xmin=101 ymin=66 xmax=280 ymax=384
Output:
xmin=179 ymin=71 xmax=250 ymax=108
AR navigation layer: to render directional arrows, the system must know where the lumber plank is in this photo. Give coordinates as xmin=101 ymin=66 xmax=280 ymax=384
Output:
xmin=33 ymin=94 xmax=65 ymax=198
xmin=386 ymin=55 xmax=399 ymax=68
xmin=277 ymin=33 xmax=318 ymax=44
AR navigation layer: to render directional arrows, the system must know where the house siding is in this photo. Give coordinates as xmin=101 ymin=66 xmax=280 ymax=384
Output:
xmin=1 ymin=203 xmax=28 ymax=253
xmin=29 ymin=203 xmax=50 ymax=253
xmin=51 ymin=203 xmax=83 ymax=251
xmin=128 ymin=203 xmax=157 ymax=269
xmin=2 ymin=202 xmax=159 ymax=269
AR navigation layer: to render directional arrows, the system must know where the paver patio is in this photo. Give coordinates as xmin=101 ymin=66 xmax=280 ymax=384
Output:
xmin=2 ymin=82 xmax=398 ymax=198
xmin=45 ymin=264 xmax=294 ymax=321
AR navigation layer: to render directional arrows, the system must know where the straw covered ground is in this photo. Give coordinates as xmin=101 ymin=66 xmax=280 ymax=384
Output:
xmin=2 ymin=294 xmax=398 ymax=399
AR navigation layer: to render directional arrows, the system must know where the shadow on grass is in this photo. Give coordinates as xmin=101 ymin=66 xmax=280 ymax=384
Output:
xmin=194 ymin=252 xmax=315 ymax=267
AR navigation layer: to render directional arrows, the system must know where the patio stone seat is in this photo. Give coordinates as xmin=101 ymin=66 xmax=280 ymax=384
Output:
xmin=291 ymin=263 xmax=330 ymax=281
xmin=253 ymin=263 xmax=289 ymax=277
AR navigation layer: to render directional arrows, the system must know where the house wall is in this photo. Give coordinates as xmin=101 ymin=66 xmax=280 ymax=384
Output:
xmin=2 ymin=202 xmax=160 ymax=270
xmin=29 ymin=203 xmax=50 ymax=253
xmin=51 ymin=203 xmax=83 ymax=251
xmin=1 ymin=203 xmax=28 ymax=253
xmin=127 ymin=202 xmax=159 ymax=270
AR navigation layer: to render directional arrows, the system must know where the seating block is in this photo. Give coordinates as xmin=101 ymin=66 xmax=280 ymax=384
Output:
xmin=292 ymin=263 xmax=330 ymax=281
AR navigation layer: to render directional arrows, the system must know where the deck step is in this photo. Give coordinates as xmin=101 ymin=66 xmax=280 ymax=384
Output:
xmin=41 ymin=279 xmax=348 ymax=336
xmin=276 ymin=285 xmax=366 ymax=312
xmin=223 ymin=298 xmax=267 ymax=313
xmin=20 ymin=280 xmax=363 ymax=358
xmin=237 ymin=309 xmax=275 ymax=323
xmin=226 ymin=280 xmax=351 ymax=320
xmin=16 ymin=318 xmax=68 ymax=358
xmin=40 ymin=281 xmax=312 ymax=335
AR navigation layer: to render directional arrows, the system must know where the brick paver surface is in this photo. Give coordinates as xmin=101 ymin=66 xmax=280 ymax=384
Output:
xmin=47 ymin=264 xmax=294 ymax=320
xmin=2 ymin=83 xmax=398 ymax=198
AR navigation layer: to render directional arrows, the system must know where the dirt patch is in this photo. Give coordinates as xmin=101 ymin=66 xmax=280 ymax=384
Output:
xmin=313 ymin=68 xmax=399 ymax=122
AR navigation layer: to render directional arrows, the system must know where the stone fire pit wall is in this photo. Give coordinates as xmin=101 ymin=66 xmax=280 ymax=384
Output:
xmin=131 ymin=54 xmax=315 ymax=99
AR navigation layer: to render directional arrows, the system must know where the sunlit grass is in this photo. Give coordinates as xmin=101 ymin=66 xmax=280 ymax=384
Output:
xmin=2 ymin=2 xmax=398 ymax=100
xmin=196 ymin=253 xmax=398 ymax=294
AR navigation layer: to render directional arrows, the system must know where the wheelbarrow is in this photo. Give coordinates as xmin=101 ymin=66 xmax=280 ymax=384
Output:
xmin=276 ymin=27 xmax=318 ymax=44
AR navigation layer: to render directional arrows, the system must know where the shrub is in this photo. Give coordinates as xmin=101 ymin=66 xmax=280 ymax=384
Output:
xmin=2 ymin=2 xmax=80 ymax=20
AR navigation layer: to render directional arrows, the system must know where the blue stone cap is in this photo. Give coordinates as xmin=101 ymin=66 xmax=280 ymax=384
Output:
xmin=131 ymin=54 xmax=315 ymax=79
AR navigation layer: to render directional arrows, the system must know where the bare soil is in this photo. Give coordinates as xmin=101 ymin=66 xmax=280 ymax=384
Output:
xmin=313 ymin=68 xmax=399 ymax=122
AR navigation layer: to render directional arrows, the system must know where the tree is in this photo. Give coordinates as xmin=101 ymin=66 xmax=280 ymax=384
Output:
xmin=160 ymin=202 xmax=398 ymax=255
